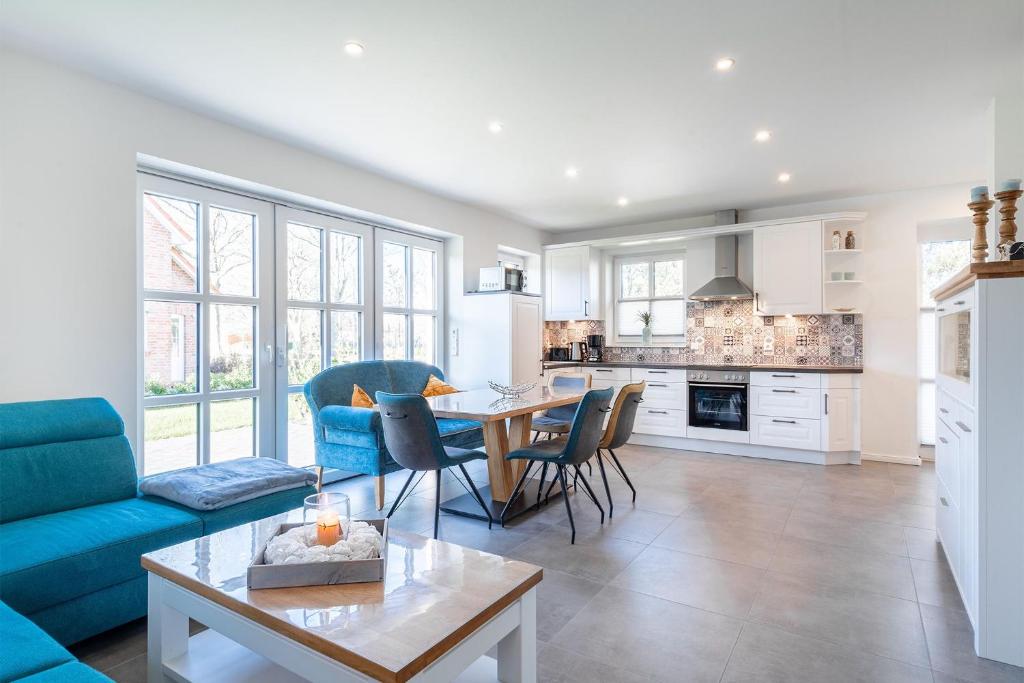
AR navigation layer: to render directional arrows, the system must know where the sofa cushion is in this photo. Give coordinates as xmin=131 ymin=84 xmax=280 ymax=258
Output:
xmin=306 ymin=361 xmax=394 ymax=410
xmin=0 ymin=498 xmax=201 ymax=614
xmin=145 ymin=485 xmax=317 ymax=536
xmin=138 ymin=458 xmax=317 ymax=511
xmin=0 ymin=600 xmax=75 ymax=681
xmin=324 ymin=426 xmax=379 ymax=450
xmin=0 ymin=398 xmax=124 ymax=450
xmin=437 ymin=419 xmax=485 ymax=450
xmin=16 ymin=662 xmax=113 ymax=683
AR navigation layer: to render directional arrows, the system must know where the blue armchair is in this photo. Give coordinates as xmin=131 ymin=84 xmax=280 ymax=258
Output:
xmin=304 ymin=360 xmax=485 ymax=509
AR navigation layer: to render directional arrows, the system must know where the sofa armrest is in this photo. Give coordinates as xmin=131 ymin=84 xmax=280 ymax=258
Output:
xmin=319 ymin=405 xmax=381 ymax=433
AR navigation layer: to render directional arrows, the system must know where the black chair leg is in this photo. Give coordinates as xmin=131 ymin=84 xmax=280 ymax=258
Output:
xmin=386 ymin=470 xmax=417 ymax=518
xmin=458 ymin=464 xmax=493 ymax=529
xmin=608 ymin=449 xmax=637 ymax=502
xmin=433 ymin=470 xmax=441 ymax=539
xmin=556 ymin=465 xmax=576 ymax=544
xmin=595 ymin=450 xmax=614 ymax=518
xmin=543 ymin=472 xmax=559 ymax=504
xmin=535 ymin=462 xmax=549 ymax=509
xmin=574 ymin=465 xmax=605 ymax=524
xmin=532 ymin=431 xmax=541 ymax=444
xmin=499 ymin=461 xmax=535 ymax=526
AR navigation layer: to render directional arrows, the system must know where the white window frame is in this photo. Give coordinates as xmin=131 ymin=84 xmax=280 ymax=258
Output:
xmin=611 ymin=252 xmax=687 ymax=346
xmin=138 ymin=173 xmax=275 ymax=475
xmin=374 ymin=228 xmax=445 ymax=365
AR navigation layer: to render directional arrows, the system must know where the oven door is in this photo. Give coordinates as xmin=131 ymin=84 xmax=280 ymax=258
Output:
xmin=688 ymin=383 xmax=748 ymax=431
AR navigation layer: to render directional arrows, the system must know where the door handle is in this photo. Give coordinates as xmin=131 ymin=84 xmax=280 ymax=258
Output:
xmin=940 ymin=496 xmax=949 ymax=507
xmin=956 ymin=421 xmax=972 ymax=433
xmin=275 ymin=346 xmax=286 ymax=368
xmin=584 ymin=300 xmax=589 ymax=317
xmin=771 ymin=389 xmax=797 ymax=393
xmin=824 ymin=393 xmax=829 ymax=415
xmin=772 ymin=419 xmax=797 ymax=424
xmin=938 ymin=437 xmax=948 ymax=444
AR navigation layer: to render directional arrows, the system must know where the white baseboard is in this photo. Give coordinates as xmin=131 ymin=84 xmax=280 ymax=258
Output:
xmin=862 ymin=451 xmax=922 ymax=466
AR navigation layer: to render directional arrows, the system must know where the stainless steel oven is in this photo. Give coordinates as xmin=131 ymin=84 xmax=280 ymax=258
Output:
xmin=687 ymin=369 xmax=749 ymax=431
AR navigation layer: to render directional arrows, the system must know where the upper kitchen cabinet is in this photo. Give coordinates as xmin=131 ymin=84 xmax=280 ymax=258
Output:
xmin=544 ymin=245 xmax=602 ymax=320
xmin=753 ymin=220 xmax=823 ymax=314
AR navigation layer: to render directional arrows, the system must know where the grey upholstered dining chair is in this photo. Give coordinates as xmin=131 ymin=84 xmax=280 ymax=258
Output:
xmin=376 ymin=392 xmax=493 ymax=538
xmin=592 ymin=381 xmax=645 ymax=518
xmin=530 ymin=372 xmax=591 ymax=440
xmin=501 ymin=387 xmax=614 ymax=544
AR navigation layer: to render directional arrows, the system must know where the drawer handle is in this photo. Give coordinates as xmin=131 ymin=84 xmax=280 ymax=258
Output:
xmin=939 ymin=408 xmax=949 ymax=414
xmin=940 ymin=496 xmax=949 ymax=507
xmin=938 ymin=436 xmax=948 ymax=444
xmin=936 ymin=307 xmax=946 ymax=312
xmin=771 ymin=373 xmax=797 ymax=378
xmin=771 ymin=389 xmax=797 ymax=393
xmin=648 ymin=383 xmax=668 ymax=387
xmin=956 ymin=420 xmax=972 ymax=433
xmin=595 ymin=369 xmax=613 ymax=373
xmin=648 ymin=410 xmax=669 ymax=415
xmin=772 ymin=419 xmax=797 ymax=424
xmin=954 ymin=300 xmax=966 ymax=305
xmin=647 ymin=370 xmax=668 ymax=374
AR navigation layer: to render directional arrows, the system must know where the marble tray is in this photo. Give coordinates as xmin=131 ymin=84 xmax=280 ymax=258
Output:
xmin=247 ymin=518 xmax=387 ymax=589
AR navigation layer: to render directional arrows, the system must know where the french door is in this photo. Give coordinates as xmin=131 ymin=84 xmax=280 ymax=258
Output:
xmin=275 ymin=207 xmax=373 ymax=468
xmin=139 ymin=174 xmax=275 ymax=475
xmin=138 ymin=175 xmax=445 ymax=475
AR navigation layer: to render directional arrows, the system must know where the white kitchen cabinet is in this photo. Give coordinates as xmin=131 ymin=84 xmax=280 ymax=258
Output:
xmin=749 ymin=372 xmax=859 ymax=453
xmin=544 ymin=245 xmax=601 ymax=320
xmin=458 ymin=292 xmax=543 ymax=387
xmin=753 ymin=220 xmax=823 ymax=314
xmin=750 ymin=385 xmax=821 ymax=420
xmin=634 ymin=407 xmax=687 ymax=438
xmin=821 ymin=387 xmax=859 ymax=452
xmin=749 ymin=414 xmax=822 ymax=451
xmin=581 ymin=366 xmax=631 ymax=381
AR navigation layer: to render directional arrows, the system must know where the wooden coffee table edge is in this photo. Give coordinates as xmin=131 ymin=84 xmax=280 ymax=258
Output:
xmin=142 ymin=556 xmax=543 ymax=683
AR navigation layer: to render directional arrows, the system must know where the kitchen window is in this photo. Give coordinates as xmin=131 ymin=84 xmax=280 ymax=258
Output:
xmin=613 ymin=254 xmax=686 ymax=343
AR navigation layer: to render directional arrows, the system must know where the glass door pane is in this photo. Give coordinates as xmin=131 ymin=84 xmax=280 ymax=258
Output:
xmin=374 ymin=228 xmax=444 ymax=365
xmin=139 ymin=174 xmax=274 ymax=476
xmin=276 ymin=208 xmax=373 ymax=469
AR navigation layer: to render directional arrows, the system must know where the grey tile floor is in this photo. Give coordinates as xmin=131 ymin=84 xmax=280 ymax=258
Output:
xmin=71 ymin=445 xmax=1024 ymax=683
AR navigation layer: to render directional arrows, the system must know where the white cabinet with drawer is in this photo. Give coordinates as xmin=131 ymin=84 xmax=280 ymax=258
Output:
xmin=634 ymin=407 xmax=686 ymax=438
xmin=749 ymin=414 xmax=822 ymax=451
xmin=750 ymin=370 xmax=821 ymax=389
xmin=641 ymin=381 xmax=687 ymax=409
xmin=582 ymin=366 xmax=632 ymax=382
xmin=751 ymin=385 xmax=821 ymax=420
xmin=631 ymin=367 xmax=687 ymax=383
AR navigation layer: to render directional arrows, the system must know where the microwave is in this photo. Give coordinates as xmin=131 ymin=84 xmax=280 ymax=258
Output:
xmin=478 ymin=264 xmax=525 ymax=292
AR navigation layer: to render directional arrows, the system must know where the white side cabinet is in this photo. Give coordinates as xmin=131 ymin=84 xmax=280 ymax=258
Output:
xmin=544 ymin=246 xmax=601 ymax=320
xmin=749 ymin=371 xmax=860 ymax=453
xmin=753 ymin=220 xmax=823 ymax=314
xmin=459 ymin=292 xmax=543 ymax=387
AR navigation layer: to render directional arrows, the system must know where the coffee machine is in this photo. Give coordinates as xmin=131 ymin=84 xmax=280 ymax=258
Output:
xmin=587 ymin=334 xmax=604 ymax=362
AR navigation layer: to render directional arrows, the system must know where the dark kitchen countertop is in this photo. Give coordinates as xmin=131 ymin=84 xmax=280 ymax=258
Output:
xmin=543 ymin=361 xmax=862 ymax=374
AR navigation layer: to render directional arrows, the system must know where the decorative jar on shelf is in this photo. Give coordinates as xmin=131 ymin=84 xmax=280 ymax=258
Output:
xmin=845 ymin=230 xmax=856 ymax=249
xmin=831 ymin=230 xmax=842 ymax=250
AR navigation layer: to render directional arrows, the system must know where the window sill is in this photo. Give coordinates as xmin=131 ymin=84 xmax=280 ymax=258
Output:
xmin=610 ymin=341 xmax=687 ymax=348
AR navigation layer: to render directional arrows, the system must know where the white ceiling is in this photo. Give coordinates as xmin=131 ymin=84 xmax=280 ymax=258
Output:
xmin=2 ymin=1 xmax=1021 ymax=230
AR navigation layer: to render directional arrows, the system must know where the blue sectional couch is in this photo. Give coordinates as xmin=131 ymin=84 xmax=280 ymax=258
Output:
xmin=1 ymin=600 xmax=111 ymax=682
xmin=304 ymin=360 xmax=485 ymax=508
xmin=0 ymin=397 xmax=316 ymax=651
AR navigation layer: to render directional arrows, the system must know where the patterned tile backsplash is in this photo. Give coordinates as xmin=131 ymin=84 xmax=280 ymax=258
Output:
xmin=544 ymin=300 xmax=862 ymax=367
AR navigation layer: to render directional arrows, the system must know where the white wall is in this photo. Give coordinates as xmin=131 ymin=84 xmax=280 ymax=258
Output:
xmin=0 ymin=49 xmax=548 ymax=443
xmin=740 ymin=185 xmax=972 ymax=463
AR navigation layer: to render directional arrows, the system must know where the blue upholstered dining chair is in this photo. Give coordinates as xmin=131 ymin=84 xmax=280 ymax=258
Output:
xmin=375 ymin=392 xmax=493 ymax=538
xmin=592 ymin=381 xmax=645 ymax=518
xmin=531 ymin=372 xmax=592 ymax=440
xmin=501 ymin=387 xmax=613 ymax=544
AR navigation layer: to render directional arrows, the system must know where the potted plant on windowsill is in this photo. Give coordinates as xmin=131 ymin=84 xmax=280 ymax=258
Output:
xmin=637 ymin=310 xmax=653 ymax=346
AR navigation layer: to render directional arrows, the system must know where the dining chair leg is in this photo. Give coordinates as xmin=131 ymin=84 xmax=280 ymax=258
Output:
xmin=499 ymin=461 xmax=535 ymax=526
xmin=608 ymin=449 xmax=637 ymax=502
xmin=556 ymin=465 xmax=576 ymax=544
xmin=573 ymin=465 xmax=605 ymax=524
xmin=458 ymin=464 xmax=493 ymax=529
xmin=595 ymin=450 xmax=614 ymax=519
xmin=433 ymin=470 xmax=442 ymax=539
xmin=535 ymin=462 xmax=549 ymax=509
xmin=543 ymin=472 xmax=560 ymax=504
xmin=532 ymin=432 xmax=541 ymax=444
xmin=386 ymin=470 xmax=417 ymax=519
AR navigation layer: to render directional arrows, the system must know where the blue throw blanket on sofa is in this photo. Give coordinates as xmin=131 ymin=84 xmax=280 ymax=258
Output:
xmin=139 ymin=458 xmax=317 ymax=510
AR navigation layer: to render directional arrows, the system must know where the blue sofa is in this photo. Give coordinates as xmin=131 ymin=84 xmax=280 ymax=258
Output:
xmin=1 ymin=600 xmax=111 ymax=682
xmin=304 ymin=360 xmax=485 ymax=509
xmin=0 ymin=397 xmax=316 ymax=649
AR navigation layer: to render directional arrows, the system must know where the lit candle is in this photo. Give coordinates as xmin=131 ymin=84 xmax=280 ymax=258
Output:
xmin=998 ymin=179 xmax=1022 ymax=192
xmin=970 ymin=186 xmax=989 ymax=201
xmin=316 ymin=511 xmax=341 ymax=546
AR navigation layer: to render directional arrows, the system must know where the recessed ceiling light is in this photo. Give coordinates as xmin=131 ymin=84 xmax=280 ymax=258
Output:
xmin=777 ymin=172 xmax=792 ymax=183
xmin=754 ymin=130 xmax=772 ymax=143
xmin=488 ymin=121 xmax=504 ymax=134
xmin=344 ymin=41 xmax=365 ymax=57
xmin=565 ymin=166 xmax=579 ymax=179
xmin=715 ymin=57 xmax=735 ymax=71
xmin=616 ymin=197 xmax=629 ymax=207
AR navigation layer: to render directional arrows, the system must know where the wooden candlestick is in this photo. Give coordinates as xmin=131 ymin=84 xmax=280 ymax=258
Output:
xmin=993 ymin=189 xmax=1022 ymax=259
xmin=968 ymin=198 xmax=994 ymax=263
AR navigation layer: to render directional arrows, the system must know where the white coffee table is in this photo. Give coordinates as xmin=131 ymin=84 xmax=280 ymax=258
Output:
xmin=142 ymin=512 xmax=541 ymax=682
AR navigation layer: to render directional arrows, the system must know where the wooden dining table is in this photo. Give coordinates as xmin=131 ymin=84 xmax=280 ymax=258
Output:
xmin=424 ymin=386 xmax=586 ymax=521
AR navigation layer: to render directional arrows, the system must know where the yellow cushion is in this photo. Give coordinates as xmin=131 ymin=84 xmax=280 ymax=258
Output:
xmin=422 ymin=374 xmax=459 ymax=397
xmin=351 ymin=384 xmax=375 ymax=408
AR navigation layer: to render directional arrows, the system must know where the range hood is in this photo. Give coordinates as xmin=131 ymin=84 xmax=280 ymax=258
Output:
xmin=689 ymin=235 xmax=754 ymax=301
